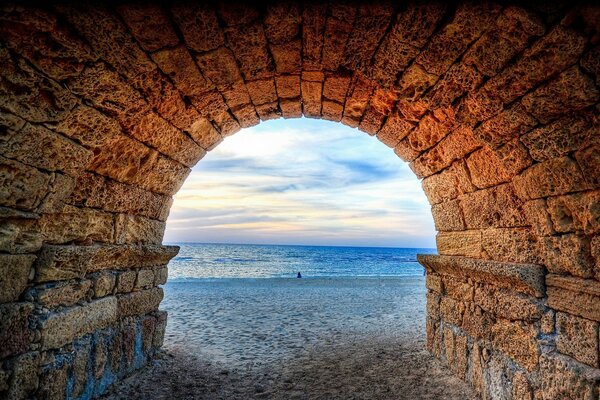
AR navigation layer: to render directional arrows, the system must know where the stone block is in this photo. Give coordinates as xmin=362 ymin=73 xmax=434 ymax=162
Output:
xmin=440 ymin=296 xmax=464 ymax=326
xmin=521 ymin=66 xmax=599 ymax=124
xmin=460 ymin=184 xmax=527 ymax=229
xmin=416 ymin=3 xmax=500 ymax=75
xmin=117 ymin=3 xmax=179 ymax=52
xmin=135 ymin=269 xmax=155 ymax=290
xmin=481 ymin=227 xmax=541 ymax=264
xmin=196 ymin=47 xmax=243 ymax=89
xmin=270 ymin=40 xmax=301 ymax=74
xmin=246 ymin=79 xmax=278 ymax=106
xmin=186 ymin=118 xmax=222 ymax=152
xmin=92 ymin=272 xmax=116 ymax=298
xmin=541 ymin=234 xmax=594 ymax=278
xmin=300 ymin=2 xmax=326 ymax=69
xmin=40 ymin=296 xmax=117 ymax=350
xmin=411 ymin=126 xmax=482 ymax=178
xmin=426 ymin=318 xmax=442 ymax=356
xmin=0 ymin=254 xmax=34 ymax=303
xmin=474 ymin=285 xmax=543 ymax=322
xmin=170 ymin=4 xmax=223 ymax=52
xmin=442 ymin=275 xmax=473 ymax=302
xmin=419 ymin=254 xmax=546 ymax=298
xmin=474 ymin=103 xmax=537 ymax=149
xmin=0 ymin=302 xmax=33 ymax=359
xmin=279 ymin=98 xmax=302 ymax=119
xmin=37 ymin=360 xmax=68 ymax=399
xmin=153 ymin=310 xmax=168 ymax=349
xmin=274 ymin=74 xmax=301 ymax=99
xmin=37 ymin=244 xmax=175 ymax=279
xmin=5 ymin=351 xmax=41 ymax=400
xmin=343 ymin=74 xmax=375 ymax=122
xmin=224 ymin=20 xmax=272 ymax=80
xmin=116 ymin=270 xmax=137 ymax=294
xmin=56 ymin=105 xmax=121 ymax=148
xmin=397 ymin=64 xmax=438 ymax=102
xmin=576 ymin=143 xmax=600 ymax=188
xmin=495 ymin=138 xmax=534 ymax=177
xmin=115 ymin=214 xmax=165 ymax=245
xmin=513 ymin=156 xmax=589 ymax=200
xmin=547 ymin=191 xmax=600 ymax=235
xmin=492 ymin=319 xmax=539 ymax=370
xmin=485 ymin=25 xmax=586 ymax=105
xmin=358 ymin=107 xmax=385 ymax=135
xmin=141 ymin=316 xmax=156 ymax=354
xmin=462 ymin=304 xmax=494 ymax=342
xmin=340 ymin=2 xmax=393 ymax=70
xmin=38 ymin=205 xmax=115 ymax=245
xmin=426 ymin=63 xmax=483 ymax=109
xmin=72 ymin=337 xmax=92 ymax=398
xmin=372 ymin=2 xmax=444 ymax=83
xmin=128 ymin=111 xmax=206 ymax=168
xmin=425 ymin=273 xmax=443 ymax=294
xmin=463 ymin=6 xmax=544 ymax=77
xmin=301 ymin=80 xmax=323 ymax=118
xmin=465 ymin=147 xmax=511 ymax=189
xmin=556 ymin=312 xmax=599 ymax=368
xmin=426 ymin=292 xmax=441 ymax=320
xmin=255 ymin=102 xmax=281 ymax=121
xmin=547 ymin=274 xmax=600 ymax=322
xmin=154 ymin=267 xmax=168 ymax=286
xmin=321 ymin=100 xmax=344 ymax=122
xmin=0 ymin=155 xmax=52 ymax=211
xmin=521 ymin=111 xmax=596 ymax=162
xmin=406 ymin=112 xmax=453 ymax=153
xmin=523 ymin=199 xmax=555 ymax=236
xmin=421 ymin=161 xmax=475 ymax=205
xmin=436 ymin=230 xmax=482 ymax=258
xmin=321 ymin=7 xmax=355 ymax=71
xmin=36 ymin=279 xmax=92 ymax=308
xmin=323 ymin=74 xmax=351 ymax=103
xmin=539 ymin=352 xmax=600 ymax=400
xmin=393 ymin=138 xmax=421 ymax=162
xmin=151 ymin=45 xmax=211 ymax=95
xmin=376 ymin=111 xmax=415 ymax=148
xmin=431 ymin=200 xmax=465 ymax=231
xmin=117 ymin=287 xmax=163 ymax=318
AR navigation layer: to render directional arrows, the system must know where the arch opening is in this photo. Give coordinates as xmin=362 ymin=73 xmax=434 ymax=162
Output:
xmin=0 ymin=1 xmax=599 ymax=399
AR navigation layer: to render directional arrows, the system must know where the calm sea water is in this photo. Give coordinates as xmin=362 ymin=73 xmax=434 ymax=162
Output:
xmin=166 ymin=243 xmax=436 ymax=280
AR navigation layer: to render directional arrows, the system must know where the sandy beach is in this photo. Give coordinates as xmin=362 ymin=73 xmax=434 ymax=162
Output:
xmin=104 ymin=277 xmax=476 ymax=399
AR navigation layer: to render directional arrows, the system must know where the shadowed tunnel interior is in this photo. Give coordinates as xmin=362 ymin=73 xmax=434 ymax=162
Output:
xmin=0 ymin=1 xmax=599 ymax=399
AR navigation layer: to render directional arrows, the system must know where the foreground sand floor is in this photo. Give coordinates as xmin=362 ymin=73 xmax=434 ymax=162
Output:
xmin=104 ymin=278 xmax=477 ymax=399
xmin=105 ymin=338 xmax=476 ymax=400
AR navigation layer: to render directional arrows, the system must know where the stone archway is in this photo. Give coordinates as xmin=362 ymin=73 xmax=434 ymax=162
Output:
xmin=0 ymin=2 xmax=599 ymax=399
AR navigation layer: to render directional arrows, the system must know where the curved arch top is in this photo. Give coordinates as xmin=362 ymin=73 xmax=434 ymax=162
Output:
xmin=0 ymin=1 xmax=599 ymax=399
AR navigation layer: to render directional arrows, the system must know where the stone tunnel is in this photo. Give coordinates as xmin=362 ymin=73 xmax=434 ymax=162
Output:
xmin=0 ymin=1 xmax=599 ymax=399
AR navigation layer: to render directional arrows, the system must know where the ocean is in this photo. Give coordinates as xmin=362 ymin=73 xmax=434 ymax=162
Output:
xmin=166 ymin=243 xmax=436 ymax=280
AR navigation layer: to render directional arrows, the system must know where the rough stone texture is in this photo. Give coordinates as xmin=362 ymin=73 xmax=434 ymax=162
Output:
xmin=556 ymin=312 xmax=599 ymax=368
xmin=0 ymin=254 xmax=35 ymax=303
xmin=40 ymin=296 xmax=117 ymax=350
xmin=1 ymin=2 xmax=600 ymax=398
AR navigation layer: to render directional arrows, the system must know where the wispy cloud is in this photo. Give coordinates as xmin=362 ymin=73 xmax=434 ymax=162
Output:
xmin=164 ymin=118 xmax=436 ymax=248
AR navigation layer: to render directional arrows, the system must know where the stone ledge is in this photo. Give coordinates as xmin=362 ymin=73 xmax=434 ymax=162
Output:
xmin=547 ymin=274 xmax=600 ymax=322
xmin=34 ymin=244 xmax=179 ymax=283
xmin=418 ymin=254 xmax=545 ymax=297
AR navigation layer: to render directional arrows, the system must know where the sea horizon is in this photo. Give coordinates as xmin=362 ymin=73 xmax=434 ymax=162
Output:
xmin=165 ymin=242 xmax=435 ymax=280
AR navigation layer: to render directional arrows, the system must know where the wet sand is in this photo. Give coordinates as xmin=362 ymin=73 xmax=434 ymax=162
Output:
xmin=104 ymin=277 xmax=476 ymax=399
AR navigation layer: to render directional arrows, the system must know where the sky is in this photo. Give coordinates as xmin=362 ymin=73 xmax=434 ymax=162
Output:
xmin=164 ymin=118 xmax=436 ymax=248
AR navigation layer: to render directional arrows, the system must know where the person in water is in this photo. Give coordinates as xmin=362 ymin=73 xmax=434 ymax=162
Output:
xmin=297 ymin=272 xmax=302 ymax=278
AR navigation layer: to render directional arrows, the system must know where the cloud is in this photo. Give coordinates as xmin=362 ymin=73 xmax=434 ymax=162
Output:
xmin=164 ymin=118 xmax=436 ymax=248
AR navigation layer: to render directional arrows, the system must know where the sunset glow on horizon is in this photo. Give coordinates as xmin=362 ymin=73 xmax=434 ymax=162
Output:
xmin=164 ymin=118 xmax=436 ymax=248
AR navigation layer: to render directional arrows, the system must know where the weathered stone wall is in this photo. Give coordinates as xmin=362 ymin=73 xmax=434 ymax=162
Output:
xmin=0 ymin=2 xmax=599 ymax=399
